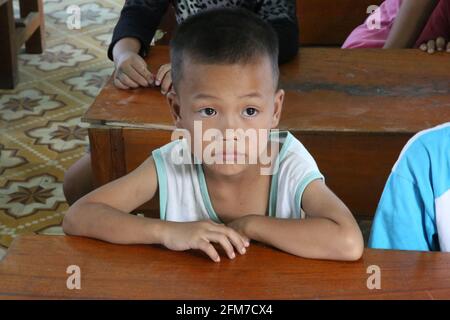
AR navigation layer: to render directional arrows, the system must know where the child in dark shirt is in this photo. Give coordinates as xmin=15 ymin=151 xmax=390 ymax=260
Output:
xmin=109 ymin=0 xmax=299 ymax=94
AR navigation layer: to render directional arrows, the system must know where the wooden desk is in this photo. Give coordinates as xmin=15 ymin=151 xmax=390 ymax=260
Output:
xmin=83 ymin=46 xmax=450 ymax=219
xmin=1 ymin=234 xmax=450 ymax=299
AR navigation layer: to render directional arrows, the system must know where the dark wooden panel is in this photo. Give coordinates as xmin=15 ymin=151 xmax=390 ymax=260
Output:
xmin=155 ymin=0 xmax=384 ymax=46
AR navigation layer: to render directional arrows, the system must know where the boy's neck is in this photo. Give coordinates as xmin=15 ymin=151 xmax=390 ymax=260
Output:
xmin=202 ymin=162 xmax=263 ymax=187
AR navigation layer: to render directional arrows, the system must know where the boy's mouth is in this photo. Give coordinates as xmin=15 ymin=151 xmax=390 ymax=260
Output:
xmin=213 ymin=152 xmax=247 ymax=162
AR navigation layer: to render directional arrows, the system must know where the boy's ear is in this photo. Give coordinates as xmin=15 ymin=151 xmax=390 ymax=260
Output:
xmin=271 ymin=89 xmax=284 ymax=128
xmin=166 ymin=91 xmax=182 ymax=127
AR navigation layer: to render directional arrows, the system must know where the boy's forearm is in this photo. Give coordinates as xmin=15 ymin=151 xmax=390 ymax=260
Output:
xmin=245 ymin=215 xmax=363 ymax=261
xmin=112 ymin=37 xmax=142 ymax=61
xmin=63 ymin=202 xmax=165 ymax=245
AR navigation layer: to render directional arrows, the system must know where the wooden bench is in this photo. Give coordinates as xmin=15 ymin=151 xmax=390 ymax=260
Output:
xmin=158 ymin=0 xmax=384 ymax=46
xmin=2 ymin=234 xmax=450 ymax=299
xmin=83 ymin=46 xmax=450 ymax=219
xmin=0 ymin=0 xmax=45 ymax=89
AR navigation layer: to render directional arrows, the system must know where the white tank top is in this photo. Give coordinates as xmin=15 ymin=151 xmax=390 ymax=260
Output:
xmin=151 ymin=131 xmax=324 ymax=223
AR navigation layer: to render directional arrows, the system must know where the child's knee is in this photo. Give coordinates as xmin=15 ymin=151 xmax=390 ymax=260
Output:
xmin=63 ymin=154 xmax=93 ymax=205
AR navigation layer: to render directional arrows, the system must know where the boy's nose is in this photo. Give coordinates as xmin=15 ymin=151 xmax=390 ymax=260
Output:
xmin=219 ymin=115 xmax=241 ymax=135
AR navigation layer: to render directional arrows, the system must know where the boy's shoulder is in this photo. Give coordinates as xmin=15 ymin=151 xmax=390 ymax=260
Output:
xmin=271 ymin=131 xmax=318 ymax=168
xmin=272 ymin=130 xmax=323 ymax=183
xmin=392 ymin=123 xmax=450 ymax=195
xmin=394 ymin=122 xmax=450 ymax=171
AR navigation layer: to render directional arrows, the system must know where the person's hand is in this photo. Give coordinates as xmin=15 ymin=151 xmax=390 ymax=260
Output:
xmin=419 ymin=36 xmax=450 ymax=54
xmin=161 ymin=220 xmax=250 ymax=262
xmin=227 ymin=215 xmax=258 ymax=241
xmin=113 ymin=51 xmax=153 ymax=89
xmin=154 ymin=63 xmax=173 ymax=95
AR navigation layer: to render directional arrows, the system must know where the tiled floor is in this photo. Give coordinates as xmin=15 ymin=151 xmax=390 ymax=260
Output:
xmin=0 ymin=0 xmax=122 ymax=259
xmin=0 ymin=0 xmax=373 ymax=261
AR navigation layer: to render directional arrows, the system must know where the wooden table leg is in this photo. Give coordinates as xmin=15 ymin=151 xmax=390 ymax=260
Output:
xmin=19 ymin=0 xmax=44 ymax=53
xmin=0 ymin=0 xmax=18 ymax=89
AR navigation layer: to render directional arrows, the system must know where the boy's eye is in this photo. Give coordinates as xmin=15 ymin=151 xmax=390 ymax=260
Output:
xmin=242 ymin=107 xmax=259 ymax=117
xmin=199 ymin=107 xmax=217 ymax=117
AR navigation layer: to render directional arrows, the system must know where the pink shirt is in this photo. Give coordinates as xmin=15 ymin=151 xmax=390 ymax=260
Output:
xmin=342 ymin=0 xmax=403 ymax=48
xmin=342 ymin=0 xmax=450 ymax=48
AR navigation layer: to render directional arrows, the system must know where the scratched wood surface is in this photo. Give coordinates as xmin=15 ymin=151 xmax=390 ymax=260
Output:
xmin=1 ymin=234 xmax=450 ymax=299
xmin=83 ymin=46 xmax=450 ymax=132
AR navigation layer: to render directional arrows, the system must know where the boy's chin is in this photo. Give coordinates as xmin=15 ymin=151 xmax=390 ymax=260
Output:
xmin=205 ymin=163 xmax=250 ymax=177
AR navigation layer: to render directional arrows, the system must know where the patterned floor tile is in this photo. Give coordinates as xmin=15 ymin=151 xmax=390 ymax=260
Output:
xmin=48 ymin=2 xmax=119 ymax=30
xmin=48 ymin=62 xmax=114 ymax=102
xmin=0 ymin=87 xmax=65 ymax=123
xmin=0 ymin=0 xmax=118 ymax=250
xmin=20 ymin=41 xmax=98 ymax=75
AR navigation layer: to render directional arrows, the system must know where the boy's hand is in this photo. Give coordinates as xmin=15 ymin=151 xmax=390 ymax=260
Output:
xmin=419 ymin=37 xmax=450 ymax=54
xmin=113 ymin=51 xmax=154 ymax=89
xmin=227 ymin=215 xmax=258 ymax=241
xmin=161 ymin=220 xmax=250 ymax=262
xmin=155 ymin=63 xmax=173 ymax=95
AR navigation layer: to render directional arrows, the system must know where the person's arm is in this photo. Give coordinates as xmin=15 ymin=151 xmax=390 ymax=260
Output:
xmin=62 ymin=157 xmax=161 ymax=244
xmin=63 ymin=156 xmax=249 ymax=261
xmin=108 ymin=1 xmax=170 ymax=89
xmin=384 ymin=0 xmax=438 ymax=48
xmin=368 ymin=172 xmax=436 ymax=251
xmin=258 ymin=0 xmax=299 ymax=64
xmin=107 ymin=0 xmax=170 ymax=61
xmin=228 ymin=180 xmax=364 ymax=261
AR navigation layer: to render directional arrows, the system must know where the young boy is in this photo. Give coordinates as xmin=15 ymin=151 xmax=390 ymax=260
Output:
xmin=369 ymin=123 xmax=450 ymax=251
xmin=63 ymin=9 xmax=363 ymax=262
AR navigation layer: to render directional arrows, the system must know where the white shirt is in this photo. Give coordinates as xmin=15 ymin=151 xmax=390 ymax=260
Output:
xmin=151 ymin=131 xmax=324 ymax=223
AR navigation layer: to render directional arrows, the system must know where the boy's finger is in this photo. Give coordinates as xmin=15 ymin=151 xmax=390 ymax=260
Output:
xmin=217 ymin=225 xmax=248 ymax=252
xmin=133 ymin=62 xmax=154 ymax=84
xmin=160 ymin=73 xmax=173 ymax=94
xmin=123 ymin=65 xmax=149 ymax=87
xmin=113 ymin=78 xmax=130 ymax=90
xmin=224 ymin=228 xmax=248 ymax=254
xmin=206 ymin=232 xmax=236 ymax=259
xmin=436 ymin=37 xmax=446 ymax=51
xmin=197 ymin=240 xmax=220 ymax=262
xmin=427 ymin=39 xmax=435 ymax=54
xmin=419 ymin=43 xmax=428 ymax=51
xmin=155 ymin=64 xmax=171 ymax=86
xmin=240 ymin=234 xmax=250 ymax=247
xmin=118 ymin=72 xmax=139 ymax=88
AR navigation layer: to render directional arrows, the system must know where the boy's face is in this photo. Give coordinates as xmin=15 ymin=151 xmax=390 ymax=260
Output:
xmin=167 ymin=55 xmax=284 ymax=177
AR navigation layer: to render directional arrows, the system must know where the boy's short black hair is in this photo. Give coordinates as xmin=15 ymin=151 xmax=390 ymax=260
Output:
xmin=170 ymin=8 xmax=280 ymax=91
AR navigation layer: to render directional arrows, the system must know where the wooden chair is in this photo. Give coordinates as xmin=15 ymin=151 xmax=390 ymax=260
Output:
xmin=0 ymin=0 xmax=45 ymax=89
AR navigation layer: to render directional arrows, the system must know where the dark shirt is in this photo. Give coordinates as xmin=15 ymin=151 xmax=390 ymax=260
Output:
xmin=108 ymin=0 xmax=299 ymax=64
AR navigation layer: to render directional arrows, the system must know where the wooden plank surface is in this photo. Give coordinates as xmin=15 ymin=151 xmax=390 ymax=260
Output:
xmin=1 ymin=234 xmax=450 ymax=299
xmin=83 ymin=46 xmax=450 ymax=133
